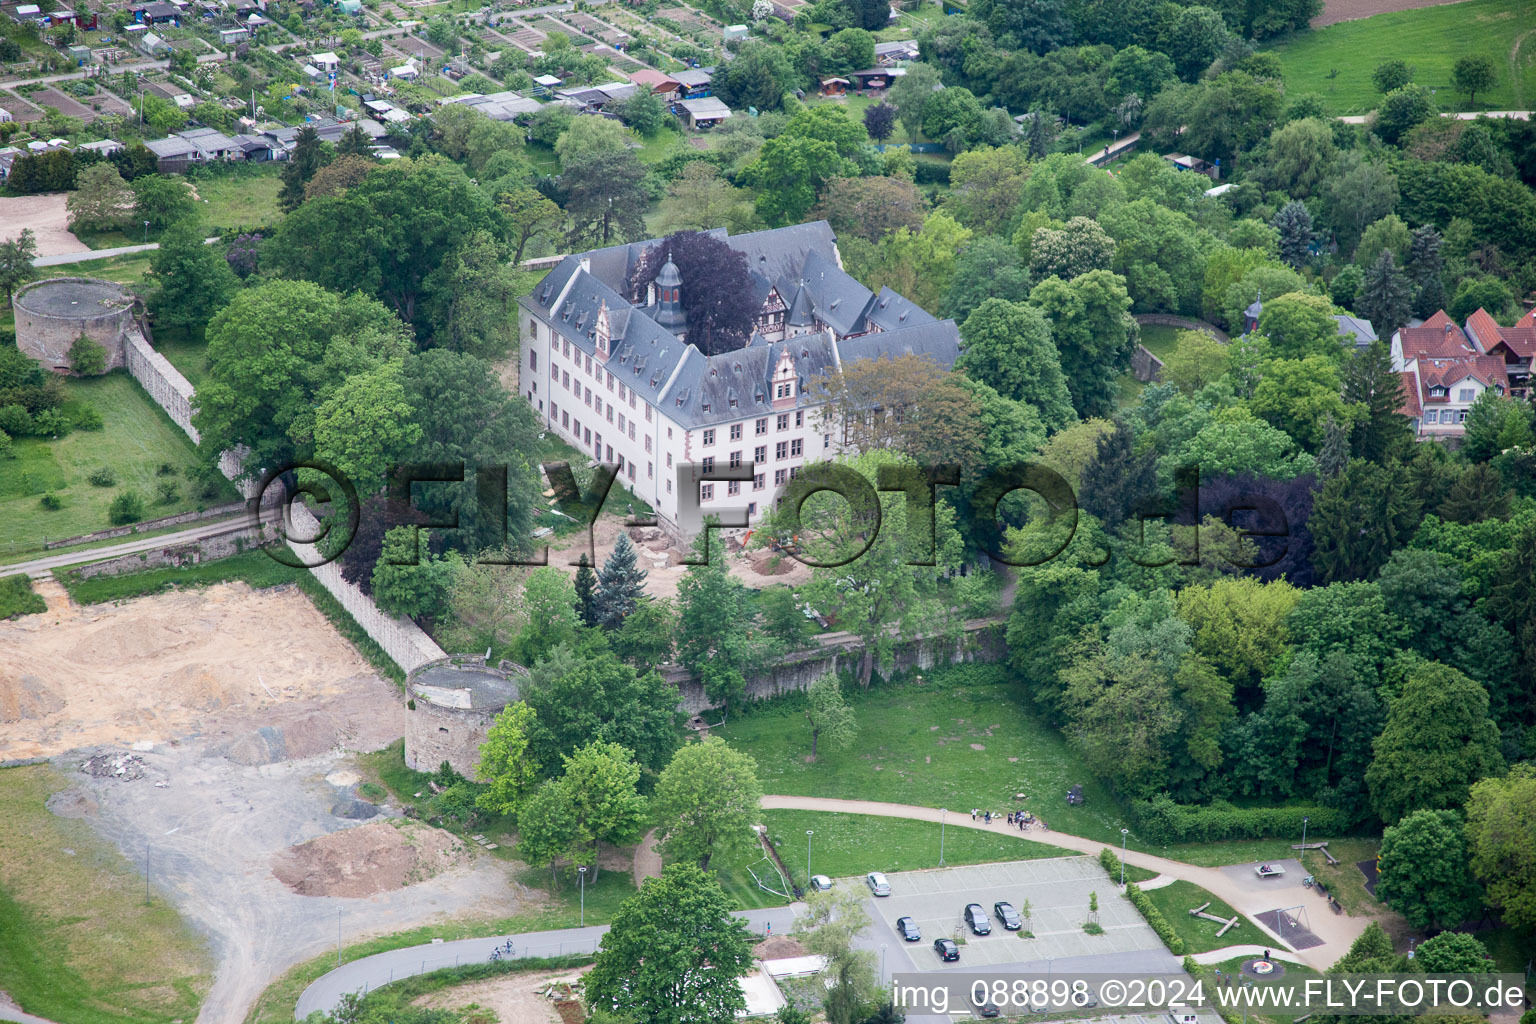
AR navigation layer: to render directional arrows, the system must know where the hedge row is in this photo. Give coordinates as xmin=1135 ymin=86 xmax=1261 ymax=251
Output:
xmin=1129 ymin=797 xmax=1352 ymax=845
xmin=1099 ymin=846 xmax=1121 ymax=879
xmin=1123 ymin=882 xmax=1186 ymax=956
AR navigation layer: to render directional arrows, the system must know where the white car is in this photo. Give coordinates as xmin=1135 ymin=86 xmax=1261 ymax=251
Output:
xmin=810 ymin=874 xmax=833 ymax=891
xmin=866 ymin=871 xmax=891 ymax=896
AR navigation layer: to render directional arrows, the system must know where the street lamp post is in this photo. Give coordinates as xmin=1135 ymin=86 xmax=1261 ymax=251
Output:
xmin=143 ymin=220 xmax=150 ymax=244
xmin=578 ymin=865 xmax=587 ymax=927
xmin=939 ymin=809 xmax=946 ymax=866
xmin=881 ymin=944 xmax=887 ymax=985
xmin=1120 ymin=828 xmax=1129 ymax=887
xmin=806 ymin=830 xmax=814 ymax=885
xmin=1301 ymin=816 xmax=1309 ymax=857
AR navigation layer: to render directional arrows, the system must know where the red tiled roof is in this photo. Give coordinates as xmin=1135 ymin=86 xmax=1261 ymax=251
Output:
xmin=1490 ymin=327 xmax=1536 ymax=359
xmin=1423 ymin=310 xmax=1456 ymax=330
xmin=1517 ymin=309 xmax=1535 ymax=329
xmin=1464 ymin=307 xmax=1502 ymax=352
xmin=1416 ymin=354 xmax=1510 ymax=394
xmin=627 ymin=68 xmax=680 ymax=90
xmin=1400 ymin=321 xmax=1474 ymax=360
xmin=1397 ymin=371 xmax=1421 ymax=417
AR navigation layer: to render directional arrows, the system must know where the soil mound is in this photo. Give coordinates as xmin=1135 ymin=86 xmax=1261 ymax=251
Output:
xmin=0 ymin=676 xmax=64 ymax=723
xmin=272 ymin=820 xmax=466 ymax=897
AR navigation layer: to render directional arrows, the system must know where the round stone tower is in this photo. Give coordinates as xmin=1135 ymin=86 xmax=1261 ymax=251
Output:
xmin=403 ymin=657 xmax=529 ymax=781
xmin=13 ymin=277 xmax=138 ymax=373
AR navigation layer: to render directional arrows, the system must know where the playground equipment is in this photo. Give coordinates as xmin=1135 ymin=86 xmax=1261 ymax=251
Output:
xmin=1189 ymin=900 xmax=1243 ymax=938
xmin=1293 ymin=840 xmax=1339 ymax=866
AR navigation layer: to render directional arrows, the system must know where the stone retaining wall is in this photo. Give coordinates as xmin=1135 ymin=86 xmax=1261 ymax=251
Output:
xmin=1133 ymin=313 xmax=1230 ymax=343
xmin=68 ymin=525 xmax=267 ymax=578
xmin=44 ymin=499 xmax=247 ymax=549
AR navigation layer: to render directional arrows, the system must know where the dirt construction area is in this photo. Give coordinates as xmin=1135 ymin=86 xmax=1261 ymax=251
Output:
xmin=1 ymin=582 xmax=534 ymax=1024
xmin=0 ymin=582 xmax=393 ymax=760
xmin=0 ymin=193 xmax=91 ymax=257
xmin=413 ymin=965 xmax=594 ymax=1024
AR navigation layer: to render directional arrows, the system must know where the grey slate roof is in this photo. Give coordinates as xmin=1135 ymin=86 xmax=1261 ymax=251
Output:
xmin=863 ymin=285 xmax=937 ymax=332
xmin=787 ymin=248 xmax=873 ymax=338
xmin=1334 ymin=314 xmax=1377 ymax=346
xmin=837 ymin=320 xmax=962 ymax=368
xmin=667 ymin=333 xmax=840 ymax=428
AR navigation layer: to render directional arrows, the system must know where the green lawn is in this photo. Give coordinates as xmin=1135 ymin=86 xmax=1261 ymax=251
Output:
xmin=58 ymin=549 xmax=299 ymax=605
xmin=1200 ymin=955 xmax=1324 ymax=1024
xmin=1141 ymin=880 xmax=1268 ymax=953
xmin=1299 ymin=838 xmax=1379 ymax=917
xmin=763 ymin=808 xmax=1079 ymax=887
xmin=0 ymin=371 xmax=236 ymax=557
xmin=1139 ymin=323 xmax=1183 ymax=360
xmin=151 ymin=332 xmax=210 ymax=389
xmin=1271 ymin=0 xmax=1536 ymax=115
xmin=713 ymin=664 xmax=1138 ymax=846
xmin=0 ymin=765 xmax=213 ymax=1024
xmin=189 ymin=167 xmax=285 ymax=232
xmin=1160 ymin=839 xmax=1307 ymax=868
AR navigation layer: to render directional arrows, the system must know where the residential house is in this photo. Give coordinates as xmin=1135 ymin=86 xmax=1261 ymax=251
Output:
xmin=516 ymin=221 xmax=962 ymax=539
xmin=1241 ymin=297 xmax=1378 ymax=351
xmin=1392 ymin=307 xmax=1531 ymax=433
xmin=677 ymin=95 xmax=730 ymax=130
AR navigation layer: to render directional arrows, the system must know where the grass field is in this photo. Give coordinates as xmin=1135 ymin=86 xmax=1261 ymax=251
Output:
xmin=1202 ymin=954 xmax=1324 ymax=1024
xmin=764 ymin=809 xmax=1078 ymax=886
xmin=713 ymin=664 xmax=1138 ymax=846
xmin=0 ymin=372 xmax=235 ymax=556
xmin=0 ymin=572 xmax=45 ymax=618
xmin=188 ymin=167 xmax=284 ymax=232
xmin=1272 ymin=0 xmax=1536 ymax=114
xmin=1141 ymin=880 xmax=1268 ymax=953
xmin=1139 ymin=323 xmax=1183 ymax=360
xmin=58 ymin=549 xmax=299 ymax=604
xmin=152 ymin=332 xmax=210 ymax=388
xmin=1299 ymin=839 xmax=1380 ymax=916
xmin=0 ymin=765 xmax=213 ymax=1024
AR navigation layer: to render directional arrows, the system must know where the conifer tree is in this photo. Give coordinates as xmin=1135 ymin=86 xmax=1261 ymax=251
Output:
xmin=1318 ymin=414 xmax=1349 ymax=479
xmin=1406 ymin=225 xmax=1447 ymax=318
xmin=574 ymin=554 xmax=599 ymax=627
xmin=1272 ymin=200 xmax=1314 ymax=270
xmin=593 ymin=533 xmax=647 ymax=629
xmin=1358 ymin=250 xmax=1412 ymax=339
xmin=1342 ymin=340 xmax=1410 ymax=463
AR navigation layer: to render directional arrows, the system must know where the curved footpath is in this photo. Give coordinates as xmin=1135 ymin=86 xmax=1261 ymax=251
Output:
xmin=288 ymin=797 xmax=1370 ymax=1019
xmin=760 ymin=796 xmax=1369 ymax=970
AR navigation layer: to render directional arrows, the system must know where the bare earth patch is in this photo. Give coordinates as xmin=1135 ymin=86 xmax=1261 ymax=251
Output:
xmin=0 ymin=582 xmax=394 ymax=760
xmin=272 ymin=819 xmax=468 ymax=897
xmin=1313 ymin=0 xmax=1473 ymax=26
xmin=413 ymin=965 xmax=594 ymax=1024
xmin=0 ymin=193 xmax=90 ymax=256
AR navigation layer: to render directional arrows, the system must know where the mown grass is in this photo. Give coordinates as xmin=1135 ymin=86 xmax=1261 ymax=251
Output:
xmin=1160 ymin=839 xmax=1307 ymax=868
xmin=0 ymin=371 xmax=236 ymax=556
xmin=1139 ymin=323 xmax=1183 ymax=360
xmin=186 ymin=166 xmax=284 ymax=232
xmin=1299 ymin=838 xmax=1380 ymax=916
xmin=1141 ymin=879 xmax=1268 ymax=953
xmin=0 ymin=764 xmax=213 ymax=1024
xmin=0 ymin=573 xmax=45 ymax=619
xmin=1271 ymin=0 xmax=1536 ymax=114
xmin=1201 ymin=954 xmax=1324 ymax=1024
xmin=712 ymin=664 xmax=1138 ymax=846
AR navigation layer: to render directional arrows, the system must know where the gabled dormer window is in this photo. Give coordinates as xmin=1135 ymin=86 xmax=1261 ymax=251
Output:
xmin=1430 ymin=386 xmax=1448 ymax=397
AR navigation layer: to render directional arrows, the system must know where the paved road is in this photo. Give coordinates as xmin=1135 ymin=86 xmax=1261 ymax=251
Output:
xmin=2 ymin=51 xmax=222 ymax=90
xmin=293 ymin=905 xmax=799 ymax=1019
xmin=32 ymin=236 xmax=220 ymax=267
xmin=0 ymin=1006 xmax=64 ymax=1024
xmin=1338 ymin=109 xmax=1531 ymax=123
xmin=6 ymin=516 xmax=250 ymax=579
xmin=760 ymin=795 xmax=1370 ymax=972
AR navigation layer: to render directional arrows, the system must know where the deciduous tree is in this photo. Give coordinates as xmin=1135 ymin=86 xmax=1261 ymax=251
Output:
xmin=805 ymin=674 xmax=858 ymax=758
xmin=651 ymin=736 xmax=763 ymax=870
xmin=1376 ymin=809 xmax=1484 ymax=931
xmin=1466 ymin=764 xmax=1536 ymax=930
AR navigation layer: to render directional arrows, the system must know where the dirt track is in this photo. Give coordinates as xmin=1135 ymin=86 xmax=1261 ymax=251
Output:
xmin=1313 ymin=0 xmax=1473 ymax=26
xmin=0 ymin=194 xmax=90 ymax=257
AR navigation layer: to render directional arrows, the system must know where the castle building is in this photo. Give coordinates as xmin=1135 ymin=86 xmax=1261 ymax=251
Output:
xmin=517 ymin=222 xmax=962 ymax=538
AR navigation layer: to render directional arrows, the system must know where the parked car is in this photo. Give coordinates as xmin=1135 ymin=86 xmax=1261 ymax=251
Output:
xmin=993 ymin=901 xmax=1022 ymax=930
xmin=933 ymin=937 xmax=960 ymax=961
xmin=964 ymin=903 xmax=991 ymax=935
xmin=866 ymin=872 xmax=891 ymax=896
xmin=896 ymin=916 xmax=921 ymax=942
xmin=971 ymin=992 xmax=1001 ymax=1018
xmin=810 ymin=875 xmax=833 ymax=891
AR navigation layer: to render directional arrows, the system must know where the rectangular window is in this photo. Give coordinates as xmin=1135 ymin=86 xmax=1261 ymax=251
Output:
xmin=584 ymin=386 xmax=592 ymax=406
xmin=606 ymin=444 xmax=613 ymax=462
xmin=562 ymin=339 xmax=570 ymax=357
xmin=562 ymin=370 xmax=570 ymax=390
xmin=824 ymin=433 xmax=831 ymax=448
xmin=562 ymin=411 xmax=570 ymax=428
xmin=645 ymin=434 xmax=652 ymax=453
xmin=790 ymin=466 xmax=800 ymax=479
xmin=667 ymin=479 xmax=672 ymax=493
xmin=607 ymin=372 xmax=614 ymax=392
xmin=727 ymin=480 xmax=740 ymax=496
xmin=795 ymin=411 xmax=804 ymax=427
xmin=754 ymin=473 xmax=765 ymax=490
xmin=748 ymin=502 xmax=757 ymax=516
xmin=627 ymin=460 xmax=635 ymax=479
xmin=667 ymin=453 xmax=673 ymax=468
xmin=701 ymin=483 xmax=714 ymax=502
xmin=776 ymin=382 xmax=791 ymax=398
xmin=729 ymin=450 xmax=742 ymax=468
xmin=1424 ymin=410 xmax=1437 ymax=423
xmin=584 ymin=427 xmax=591 ymax=445
xmin=551 ymin=402 xmax=559 ymax=420
xmin=776 ymin=414 xmax=789 ymax=430
xmin=756 ymin=418 xmax=768 ymax=435
xmin=667 ymin=427 xmax=673 ymax=439
xmin=791 ymin=439 xmax=803 ymax=457
xmin=774 ymin=468 xmax=787 ymax=485
xmin=776 ymin=441 xmax=788 ymax=459
xmin=630 ymin=393 xmax=636 ymax=409
xmin=1457 ymin=410 xmax=1469 ymax=423
xmin=755 ymin=445 xmax=767 ymax=463
xmin=645 ymin=404 xmax=651 ymax=421
xmin=702 ymin=456 xmax=715 ymax=474
xmin=647 ymin=462 xmax=653 ymax=478
xmin=618 ymin=413 xmax=626 ymax=433
xmin=730 ymin=423 xmax=742 ymax=441
xmin=1458 ymin=388 xmax=1476 ymax=403
xmin=585 ymin=355 xmax=592 ymax=374
xmin=628 ymin=423 xmax=635 ymax=440
xmin=529 ymin=350 xmax=537 ymax=371
xmin=703 ymin=428 xmax=716 ymax=446
xmin=607 ymin=406 xmax=614 ymax=423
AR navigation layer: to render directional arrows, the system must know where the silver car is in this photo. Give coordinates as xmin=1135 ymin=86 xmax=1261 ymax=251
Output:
xmin=866 ymin=871 xmax=891 ymax=896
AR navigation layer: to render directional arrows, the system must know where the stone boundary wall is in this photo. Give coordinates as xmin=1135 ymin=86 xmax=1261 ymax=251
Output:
xmin=68 ymin=524 xmax=269 ymax=578
xmin=1133 ymin=313 xmax=1231 ymax=343
xmin=1132 ymin=346 xmax=1164 ymax=383
xmin=123 ymin=330 xmax=447 ymax=676
xmin=663 ymin=618 xmax=1007 ymax=715
xmin=44 ymin=499 xmax=247 ymax=549
xmin=287 ymin=500 xmax=448 ymax=675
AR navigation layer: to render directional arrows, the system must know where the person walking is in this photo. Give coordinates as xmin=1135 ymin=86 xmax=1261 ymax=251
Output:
xmin=971 ymin=809 xmax=978 ymax=821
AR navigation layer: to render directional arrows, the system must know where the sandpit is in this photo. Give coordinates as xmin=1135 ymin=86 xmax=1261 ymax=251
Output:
xmin=413 ymin=965 xmax=594 ymax=1024
xmin=0 ymin=582 xmax=397 ymax=760
xmin=271 ymin=819 xmax=468 ymax=897
xmin=0 ymin=194 xmax=91 ymax=257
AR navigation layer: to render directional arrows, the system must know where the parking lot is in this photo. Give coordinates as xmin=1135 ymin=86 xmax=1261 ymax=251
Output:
xmin=867 ymin=858 xmax=1167 ymax=970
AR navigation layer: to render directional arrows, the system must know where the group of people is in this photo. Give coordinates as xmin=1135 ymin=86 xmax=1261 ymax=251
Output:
xmin=970 ymin=808 xmax=1043 ymax=831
